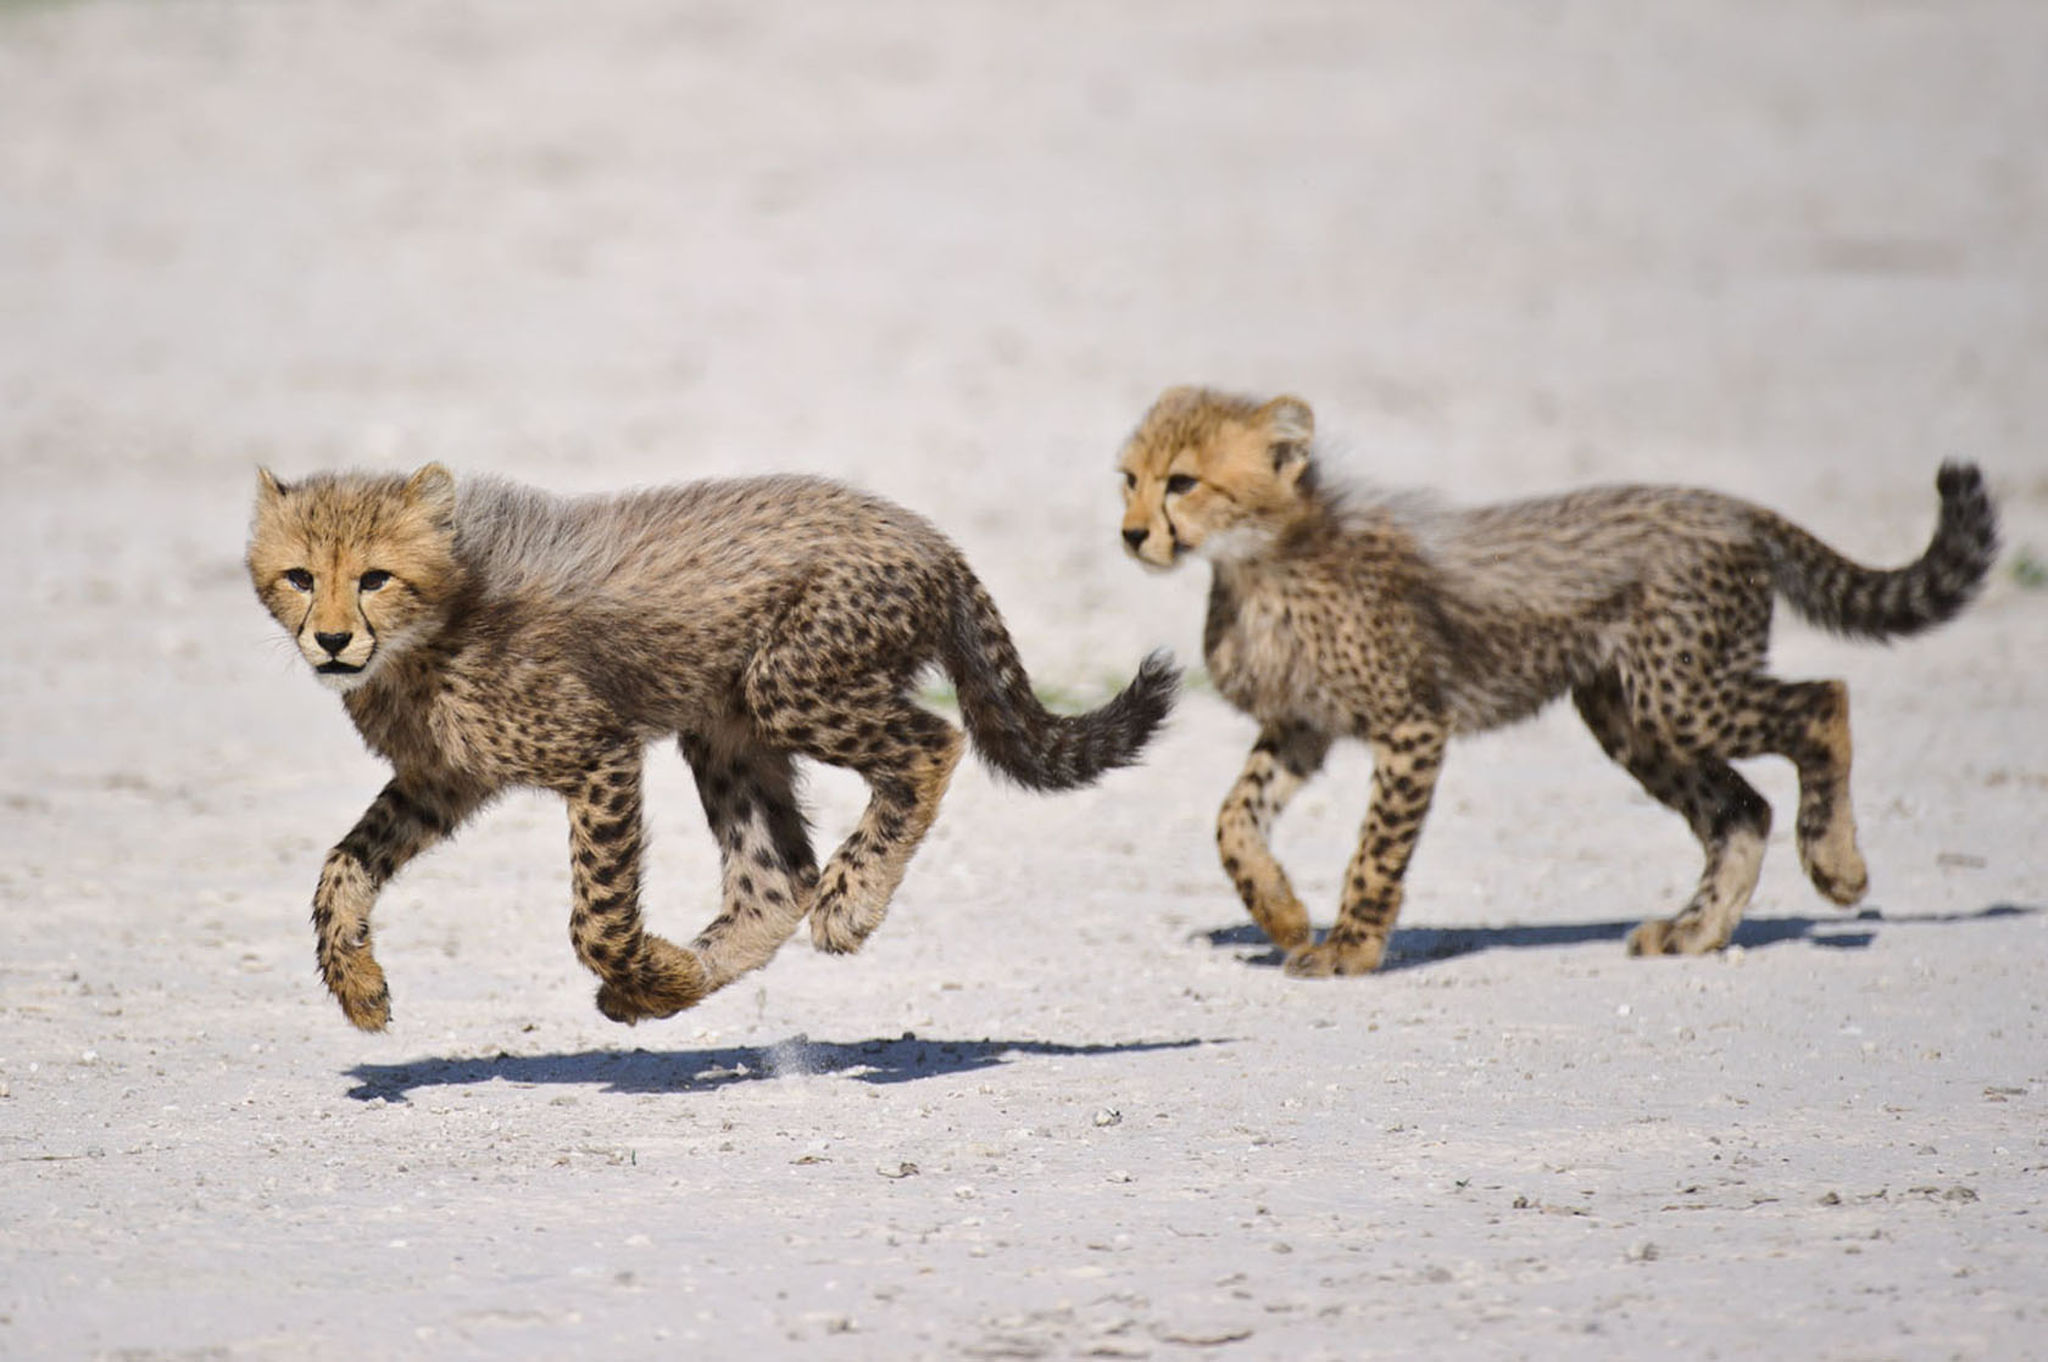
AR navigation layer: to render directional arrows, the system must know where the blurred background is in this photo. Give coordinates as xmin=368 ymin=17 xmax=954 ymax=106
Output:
xmin=1 ymin=0 xmax=2041 ymax=858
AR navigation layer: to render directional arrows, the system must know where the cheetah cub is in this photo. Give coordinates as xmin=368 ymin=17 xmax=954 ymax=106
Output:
xmin=250 ymin=465 xmax=1177 ymax=1030
xmin=1118 ymin=386 xmax=1997 ymax=973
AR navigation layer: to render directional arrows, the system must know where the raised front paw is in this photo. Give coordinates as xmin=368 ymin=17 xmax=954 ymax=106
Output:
xmin=810 ymin=897 xmax=879 ymax=955
xmin=1282 ymin=936 xmax=1386 ymax=978
xmin=327 ymin=951 xmax=392 ymax=1032
xmin=808 ymin=872 xmax=884 ymax=955
xmin=595 ymin=935 xmax=709 ymax=1024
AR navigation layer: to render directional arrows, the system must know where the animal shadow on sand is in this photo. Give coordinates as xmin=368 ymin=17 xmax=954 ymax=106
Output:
xmin=1204 ymin=902 xmax=2037 ymax=973
xmin=347 ymin=1033 xmax=1215 ymax=1103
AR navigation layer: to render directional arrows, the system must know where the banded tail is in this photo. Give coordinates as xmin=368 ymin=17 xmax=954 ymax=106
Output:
xmin=1760 ymin=462 xmax=1998 ymax=640
xmin=942 ymin=576 xmax=1179 ymax=792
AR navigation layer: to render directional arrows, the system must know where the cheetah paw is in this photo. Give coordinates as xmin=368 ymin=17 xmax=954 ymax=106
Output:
xmin=1282 ymin=937 xmax=1386 ymax=978
xmin=1626 ymin=916 xmax=1731 ymax=956
xmin=328 ymin=954 xmax=392 ymax=1032
xmin=1808 ymin=855 xmax=1869 ymax=907
xmin=810 ymin=898 xmax=882 ymax=955
xmin=595 ymin=936 xmax=709 ymax=1024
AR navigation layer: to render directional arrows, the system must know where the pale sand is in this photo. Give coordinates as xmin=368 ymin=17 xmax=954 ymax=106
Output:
xmin=2 ymin=3 xmax=2044 ymax=1357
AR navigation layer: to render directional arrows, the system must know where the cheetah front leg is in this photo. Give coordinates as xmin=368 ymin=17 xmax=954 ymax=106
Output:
xmin=314 ymin=778 xmax=476 ymax=1031
xmin=1285 ymin=718 xmax=1446 ymax=978
xmin=564 ymin=750 xmax=709 ymax=1024
xmin=680 ymin=735 xmax=821 ymax=991
xmin=1216 ymin=721 xmax=1333 ymax=951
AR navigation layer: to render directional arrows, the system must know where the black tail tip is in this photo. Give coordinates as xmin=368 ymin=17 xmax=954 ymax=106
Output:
xmin=1135 ymin=648 xmax=1182 ymax=691
xmin=1936 ymin=460 xmax=1983 ymax=500
xmin=1124 ymin=648 xmax=1183 ymax=725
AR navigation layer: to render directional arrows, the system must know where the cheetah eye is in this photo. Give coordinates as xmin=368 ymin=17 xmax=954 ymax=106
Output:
xmin=359 ymin=569 xmax=392 ymax=592
xmin=284 ymin=568 xmax=314 ymax=593
xmin=1165 ymin=473 xmax=1198 ymax=496
xmin=1121 ymin=469 xmax=1137 ymax=491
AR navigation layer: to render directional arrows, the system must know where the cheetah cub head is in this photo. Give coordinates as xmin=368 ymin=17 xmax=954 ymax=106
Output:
xmin=247 ymin=464 xmax=462 ymax=694
xmin=1117 ymin=387 xmax=1316 ymax=569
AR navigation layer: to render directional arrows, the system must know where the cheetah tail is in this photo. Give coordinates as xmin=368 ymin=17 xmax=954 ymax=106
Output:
xmin=940 ymin=576 xmax=1180 ymax=792
xmin=1758 ymin=461 xmax=1999 ymax=641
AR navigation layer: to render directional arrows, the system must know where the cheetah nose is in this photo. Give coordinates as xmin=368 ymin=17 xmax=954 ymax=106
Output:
xmin=1122 ymin=528 xmax=1148 ymax=551
xmin=314 ymin=630 xmax=353 ymax=656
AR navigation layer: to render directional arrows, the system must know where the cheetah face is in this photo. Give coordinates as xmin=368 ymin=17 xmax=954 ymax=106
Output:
xmin=247 ymin=465 xmax=461 ymax=694
xmin=1117 ymin=387 xmax=1317 ymax=569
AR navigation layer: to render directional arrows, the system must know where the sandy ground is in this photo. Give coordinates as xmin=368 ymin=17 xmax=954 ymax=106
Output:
xmin=3 ymin=2 xmax=2046 ymax=1358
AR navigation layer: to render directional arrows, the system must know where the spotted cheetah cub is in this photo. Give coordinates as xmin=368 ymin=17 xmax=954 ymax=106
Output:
xmin=1118 ymin=386 xmax=1996 ymax=973
xmin=250 ymin=465 xmax=1177 ymax=1031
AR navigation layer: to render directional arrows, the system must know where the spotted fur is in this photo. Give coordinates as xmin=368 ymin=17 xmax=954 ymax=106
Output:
xmin=249 ymin=464 xmax=1177 ymax=1031
xmin=1118 ymin=386 xmax=1997 ymax=971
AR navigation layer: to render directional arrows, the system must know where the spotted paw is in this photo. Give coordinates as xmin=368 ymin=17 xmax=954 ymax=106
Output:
xmin=1252 ymin=901 xmax=1313 ymax=952
xmin=1808 ymin=853 xmax=1869 ymax=907
xmin=1627 ymin=916 xmax=1731 ymax=956
xmin=594 ymin=936 xmax=708 ymax=1024
xmin=328 ymin=953 xmax=392 ymax=1032
xmin=1282 ymin=936 xmax=1385 ymax=978
xmin=1625 ymin=920 xmax=1673 ymax=957
xmin=810 ymin=897 xmax=880 ymax=955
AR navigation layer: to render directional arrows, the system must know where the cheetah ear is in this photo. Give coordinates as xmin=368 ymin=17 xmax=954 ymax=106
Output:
xmin=256 ymin=467 xmax=289 ymax=505
xmin=1259 ymin=394 xmax=1314 ymax=445
xmin=1258 ymin=395 xmax=1315 ymax=486
xmin=1144 ymin=384 xmax=1204 ymax=422
xmin=404 ymin=463 xmax=457 ymax=526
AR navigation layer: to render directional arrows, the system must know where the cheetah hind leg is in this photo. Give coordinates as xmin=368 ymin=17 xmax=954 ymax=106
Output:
xmin=1620 ymin=751 xmax=1774 ymax=955
xmin=808 ymin=707 xmax=964 ymax=954
xmin=737 ymin=558 xmax=967 ymax=957
xmin=1763 ymin=678 xmax=1868 ymax=906
xmin=1574 ymin=677 xmax=1772 ymax=956
xmin=680 ymin=735 xmax=822 ymax=991
xmin=1626 ymin=807 xmax=1768 ymax=957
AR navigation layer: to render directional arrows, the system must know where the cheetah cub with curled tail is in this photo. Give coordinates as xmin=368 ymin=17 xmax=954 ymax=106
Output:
xmin=1118 ymin=386 xmax=1997 ymax=974
xmin=250 ymin=465 xmax=1177 ymax=1030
